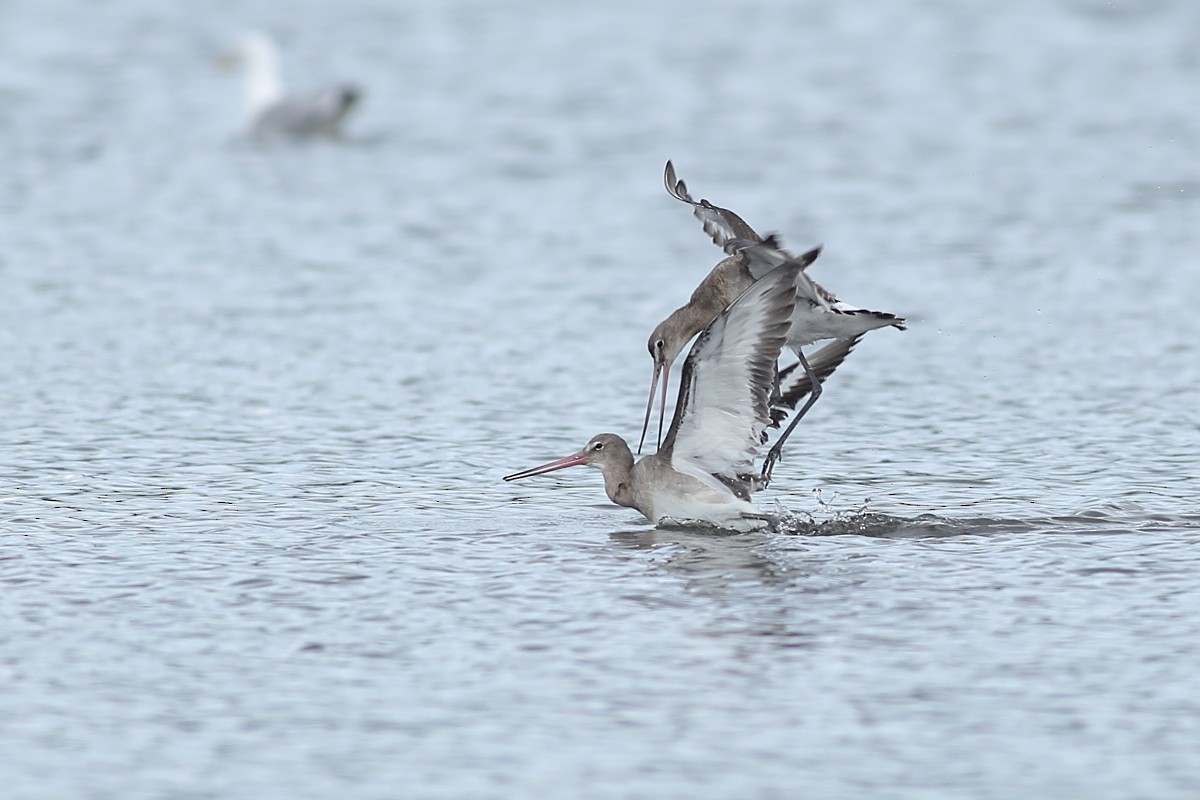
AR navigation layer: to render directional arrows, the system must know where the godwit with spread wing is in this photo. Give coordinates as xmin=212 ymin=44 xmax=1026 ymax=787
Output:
xmin=642 ymin=161 xmax=905 ymax=482
xmin=505 ymin=264 xmax=801 ymax=531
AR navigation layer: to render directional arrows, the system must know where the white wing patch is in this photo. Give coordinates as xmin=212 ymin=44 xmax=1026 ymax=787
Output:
xmin=666 ymin=266 xmax=798 ymax=481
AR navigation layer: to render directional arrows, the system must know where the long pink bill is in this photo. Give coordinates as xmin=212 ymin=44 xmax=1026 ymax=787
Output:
xmin=503 ymin=450 xmax=589 ymax=482
xmin=636 ymin=362 xmax=670 ymax=455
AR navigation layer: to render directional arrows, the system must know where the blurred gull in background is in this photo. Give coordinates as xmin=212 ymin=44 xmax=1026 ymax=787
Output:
xmin=220 ymin=31 xmax=361 ymax=141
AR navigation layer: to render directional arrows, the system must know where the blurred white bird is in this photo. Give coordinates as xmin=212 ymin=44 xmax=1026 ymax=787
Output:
xmin=220 ymin=31 xmax=361 ymax=141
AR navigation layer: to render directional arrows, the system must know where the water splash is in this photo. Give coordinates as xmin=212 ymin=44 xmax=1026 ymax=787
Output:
xmin=769 ymin=489 xmax=959 ymax=537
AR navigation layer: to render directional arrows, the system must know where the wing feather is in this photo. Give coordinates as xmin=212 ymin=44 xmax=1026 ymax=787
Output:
xmin=726 ymin=235 xmax=824 ymax=283
xmin=660 ymin=264 xmax=799 ymax=481
xmin=663 ymin=162 xmax=828 ymax=287
xmin=730 ymin=240 xmax=908 ymax=339
xmin=664 ymin=160 xmax=764 ymax=254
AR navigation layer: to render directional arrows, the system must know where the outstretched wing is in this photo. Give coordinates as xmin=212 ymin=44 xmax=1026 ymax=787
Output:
xmin=732 ymin=239 xmax=907 ymax=336
xmin=664 ymin=162 xmax=828 ymax=283
xmin=727 ymin=237 xmax=837 ymax=307
xmin=664 ymin=160 xmax=764 ymax=254
xmin=660 ymin=264 xmax=799 ymax=482
xmin=726 ymin=234 xmax=823 ymax=283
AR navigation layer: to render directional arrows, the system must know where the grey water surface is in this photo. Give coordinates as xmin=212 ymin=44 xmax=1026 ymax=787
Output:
xmin=3 ymin=0 xmax=1199 ymax=798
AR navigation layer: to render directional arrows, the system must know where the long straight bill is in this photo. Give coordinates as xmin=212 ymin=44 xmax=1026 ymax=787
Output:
xmin=636 ymin=363 xmax=660 ymax=455
xmin=636 ymin=362 xmax=670 ymax=454
xmin=503 ymin=450 xmax=588 ymax=482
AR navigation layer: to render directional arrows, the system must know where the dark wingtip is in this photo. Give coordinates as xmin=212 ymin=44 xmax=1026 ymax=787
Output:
xmin=759 ymin=232 xmax=785 ymax=250
xmin=664 ymin=159 xmax=689 ymax=201
xmin=797 ymin=243 xmax=823 ymax=267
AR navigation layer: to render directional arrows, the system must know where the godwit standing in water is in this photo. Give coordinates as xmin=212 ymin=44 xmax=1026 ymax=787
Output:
xmin=642 ymin=161 xmax=906 ymax=483
xmin=504 ymin=264 xmax=803 ymax=531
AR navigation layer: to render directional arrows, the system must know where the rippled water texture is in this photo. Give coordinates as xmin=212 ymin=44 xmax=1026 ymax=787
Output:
xmin=3 ymin=0 xmax=1199 ymax=797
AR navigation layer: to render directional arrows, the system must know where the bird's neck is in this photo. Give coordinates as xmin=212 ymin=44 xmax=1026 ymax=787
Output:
xmin=665 ymin=262 xmax=747 ymax=343
xmin=244 ymin=51 xmax=284 ymax=118
xmin=600 ymin=452 xmax=638 ymax=511
xmin=661 ymin=302 xmax=718 ymax=359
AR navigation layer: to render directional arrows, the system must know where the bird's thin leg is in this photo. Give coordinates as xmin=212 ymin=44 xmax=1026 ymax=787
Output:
xmin=761 ymin=348 xmax=823 ymax=485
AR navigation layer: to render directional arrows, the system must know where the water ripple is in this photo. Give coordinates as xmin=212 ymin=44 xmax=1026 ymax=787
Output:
xmin=3 ymin=1 xmax=1200 ymax=798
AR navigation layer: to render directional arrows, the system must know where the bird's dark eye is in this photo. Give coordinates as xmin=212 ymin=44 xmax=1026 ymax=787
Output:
xmin=655 ymin=339 xmax=665 ymax=351
xmin=593 ymin=442 xmax=605 ymax=451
